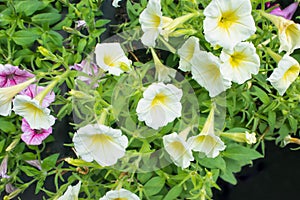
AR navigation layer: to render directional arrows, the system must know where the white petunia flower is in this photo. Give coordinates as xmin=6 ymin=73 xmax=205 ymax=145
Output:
xmin=95 ymin=43 xmax=132 ymax=76
xmin=112 ymin=0 xmax=121 ymax=8
xmin=187 ymin=109 xmax=226 ymax=158
xmin=139 ymin=0 xmax=172 ymax=47
xmin=57 ymin=181 xmax=81 ymax=200
xmin=261 ymin=12 xmax=300 ymax=54
xmin=136 ymin=83 xmax=182 ymax=130
xmin=100 ymin=188 xmax=140 ymax=200
xmin=13 ymin=95 xmax=55 ymax=130
xmin=245 ymin=131 xmax=257 ymax=144
xmin=163 ymin=132 xmax=194 ymax=168
xmin=178 ymin=36 xmax=201 ymax=72
xmin=220 ymin=42 xmax=260 ymax=84
xmin=267 ymin=54 xmax=300 ymax=96
xmin=73 ymin=124 xmax=128 ymax=167
xmin=203 ymin=0 xmax=256 ymax=49
xmin=0 ymin=78 xmax=35 ymax=116
xmin=190 ymin=51 xmax=231 ymax=97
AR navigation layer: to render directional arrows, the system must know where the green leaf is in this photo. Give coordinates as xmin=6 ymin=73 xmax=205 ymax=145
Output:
xmin=138 ymin=172 xmax=153 ymax=184
xmin=95 ymin=19 xmax=110 ymax=27
xmin=199 ymin=155 xmax=226 ymax=171
xmin=0 ymin=139 xmax=6 ymax=153
xmin=144 ymin=177 xmax=165 ymax=196
xmin=288 ymin=115 xmax=298 ymax=133
xmin=77 ymin=39 xmax=87 ymax=53
xmin=0 ymin=118 xmax=16 ymax=133
xmin=31 ymin=13 xmax=61 ymax=25
xmin=163 ymin=185 xmax=182 ymax=200
xmin=12 ymin=30 xmax=39 ymax=46
xmin=268 ymin=111 xmax=276 ymax=130
xmin=41 ymin=153 xmax=59 ymax=171
xmin=222 ymin=144 xmax=263 ymax=162
xmin=15 ymin=0 xmax=47 ymax=16
xmin=252 ymin=85 xmax=270 ymax=104
xmin=220 ymin=169 xmax=237 ymax=185
xmin=20 ymin=166 xmax=41 ymax=177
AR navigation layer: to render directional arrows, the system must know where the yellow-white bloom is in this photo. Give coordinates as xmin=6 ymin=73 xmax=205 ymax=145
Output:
xmin=57 ymin=181 xmax=81 ymax=200
xmin=13 ymin=95 xmax=55 ymax=129
xmin=203 ymin=0 xmax=256 ymax=49
xmin=261 ymin=12 xmax=300 ymax=54
xmin=151 ymin=48 xmax=176 ymax=82
xmin=163 ymin=132 xmax=194 ymax=168
xmin=191 ymin=51 xmax=231 ymax=97
xmin=95 ymin=43 xmax=132 ymax=76
xmin=245 ymin=131 xmax=257 ymax=144
xmin=73 ymin=124 xmax=128 ymax=167
xmin=178 ymin=36 xmax=201 ymax=72
xmin=0 ymin=78 xmax=35 ymax=116
xmin=100 ymin=188 xmax=140 ymax=200
xmin=187 ymin=109 xmax=226 ymax=158
xmin=136 ymin=82 xmax=182 ymax=130
xmin=267 ymin=54 xmax=300 ymax=95
xmin=139 ymin=0 xmax=172 ymax=47
xmin=220 ymin=42 xmax=260 ymax=84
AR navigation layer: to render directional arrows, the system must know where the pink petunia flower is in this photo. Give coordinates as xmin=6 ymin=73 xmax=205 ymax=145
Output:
xmin=71 ymin=59 xmax=100 ymax=88
xmin=21 ymin=118 xmax=52 ymax=145
xmin=20 ymin=84 xmax=55 ymax=107
xmin=0 ymin=64 xmax=34 ymax=88
xmin=266 ymin=2 xmax=299 ymax=20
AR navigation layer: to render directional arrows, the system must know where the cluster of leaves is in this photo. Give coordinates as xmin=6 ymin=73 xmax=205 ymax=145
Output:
xmin=0 ymin=0 xmax=111 ymax=199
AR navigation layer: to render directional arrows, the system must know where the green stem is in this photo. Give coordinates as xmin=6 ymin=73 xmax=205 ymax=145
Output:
xmin=266 ymin=48 xmax=282 ymax=63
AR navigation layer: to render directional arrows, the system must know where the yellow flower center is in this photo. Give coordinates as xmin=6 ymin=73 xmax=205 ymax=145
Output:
xmin=218 ymin=11 xmax=238 ymax=29
xmin=104 ymin=55 xmax=115 ymax=67
xmin=91 ymin=134 xmax=113 ymax=145
xmin=151 ymin=93 xmax=167 ymax=107
xmin=150 ymin=14 xmax=161 ymax=28
xmin=283 ymin=65 xmax=300 ymax=80
xmin=24 ymin=103 xmax=44 ymax=116
xmin=229 ymin=52 xmax=246 ymax=68
xmin=169 ymin=141 xmax=185 ymax=155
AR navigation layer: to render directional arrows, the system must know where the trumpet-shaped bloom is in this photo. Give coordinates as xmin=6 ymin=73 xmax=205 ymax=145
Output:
xmin=136 ymin=82 xmax=182 ymax=130
xmin=187 ymin=109 xmax=226 ymax=158
xmin=57 ymin=181 xmax=81 ymax=200
xmin=21 ymin=119 xmax=52 ymax=145
xmin=163 ymin=132 xmax=194 ymax=168
xmin=73 ymin=124 xmax=128 ymax=167
xmin=262 ymin=12 xmax=300 ymax=54
xmin=0 ymin=64 xmax=34 ymax=87
xmin=267 ymin=2 xmax=299 ymax=20
xmin=139 ymin=0 xmax=163 ymax=47
xmin=0 ymin=78 xmax=35 ymax=116
xmin=190 ymin=51 xmax=231 ymax=97
xmin=95 ymin=43 xmax=132 ymax=76
xmin=203 ymin=0 xmax=256 ymax=49
xmin=13 ymin=95 xmax=55 ymax=129
xmin=139 ymin=0 xmax=173 ymax=46
xmin=151 ymin=48 xmax=176 ymax=82
xmin=178 ymin=36 xmax=201 ymax=72
xmin=100 ymin=188 xmax=140 ymax=200
xmin=20 ymin=84 xmax=55 ymax=107
xmin=267 ymin=54 xmax=300 ymax=96
xmin=220 ymin=42 xmax=260 ymax=84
